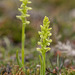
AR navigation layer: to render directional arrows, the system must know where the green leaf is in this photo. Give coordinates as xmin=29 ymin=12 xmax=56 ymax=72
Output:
xmin=16 ymin=50 xmax=25 ymax=71
xmin=39 ymin=55 xmax=43 ymax=75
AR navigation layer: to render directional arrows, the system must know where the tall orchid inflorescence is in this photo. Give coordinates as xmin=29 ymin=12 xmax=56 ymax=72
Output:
xmin=16 ymin=0 xmax=32 ymax=69
xmin=37 ymin=16 xmax=52 ymax=75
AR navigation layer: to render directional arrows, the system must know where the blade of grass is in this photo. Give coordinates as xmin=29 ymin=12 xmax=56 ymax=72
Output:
xmin=39 ymin=55 xmax=43 ymax=75
xmin=16 ymin=50 xmax=25 ymax=71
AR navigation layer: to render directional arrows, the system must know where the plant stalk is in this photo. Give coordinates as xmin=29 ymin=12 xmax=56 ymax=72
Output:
xmin=22 ymin=22 xmax=26 ymax=65
xmin=42 ymin=52 xmax=46 ymax=75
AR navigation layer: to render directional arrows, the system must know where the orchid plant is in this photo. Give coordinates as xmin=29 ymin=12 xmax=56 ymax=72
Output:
xmin=16 ymin=0 xmax=32 ymax=71
xmin=37 ymin=16 xmax=52 ymax=75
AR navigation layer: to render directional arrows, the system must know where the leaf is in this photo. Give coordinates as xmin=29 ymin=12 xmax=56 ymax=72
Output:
xmin=39 ymin=55 xmax=43 ymax=75
xmin=16 ymin=50 xmax=25 ymax=71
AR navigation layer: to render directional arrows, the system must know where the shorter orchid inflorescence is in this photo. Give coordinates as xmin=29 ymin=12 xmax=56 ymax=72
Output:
xmin=37 ymin=16 xmax=52 ymax=75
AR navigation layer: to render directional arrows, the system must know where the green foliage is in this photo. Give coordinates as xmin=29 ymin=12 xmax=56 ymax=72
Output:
xmin=16 ymin=0 xmax=32 ymax=69
xmin=37 ymin=16 xmax=52 ymax=75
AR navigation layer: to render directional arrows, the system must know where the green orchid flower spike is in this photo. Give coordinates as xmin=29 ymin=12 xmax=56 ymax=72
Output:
xmin=16 ymin=0 xmax=32 ymax=70
xmin=37 ymin=16 xmax=52 ymax=75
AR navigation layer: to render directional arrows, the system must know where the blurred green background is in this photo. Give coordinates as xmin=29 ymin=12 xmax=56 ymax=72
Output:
xmin=0 ymin=0 xmax=75 ymax=48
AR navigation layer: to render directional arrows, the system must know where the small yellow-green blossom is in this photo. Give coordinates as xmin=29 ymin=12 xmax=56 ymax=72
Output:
xmin=16 ymin=0 xmax=32 ymax=24
xmin=37 ymin=16 xmax=52 ymax=53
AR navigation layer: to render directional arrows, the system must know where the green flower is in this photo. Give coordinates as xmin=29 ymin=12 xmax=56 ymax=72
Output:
xmin=37 ymin=16 xmax=52 ymax=53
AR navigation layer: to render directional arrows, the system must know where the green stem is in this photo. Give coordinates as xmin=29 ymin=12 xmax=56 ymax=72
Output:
xmin=22 ymin=22 xmax=26 ymax=65
xmin=42 ymin=52 xmax=46 ymax=75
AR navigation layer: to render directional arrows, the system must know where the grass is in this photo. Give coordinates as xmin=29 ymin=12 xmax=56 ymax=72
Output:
xmin=0 ymin=48 xmax=75 ymax=75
